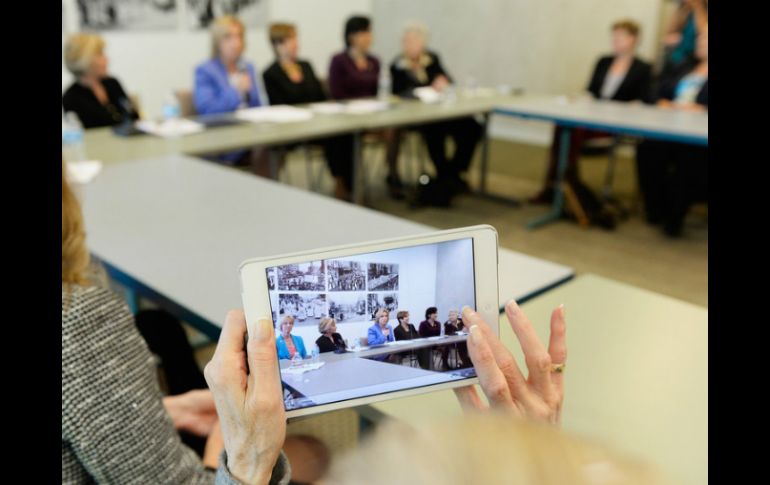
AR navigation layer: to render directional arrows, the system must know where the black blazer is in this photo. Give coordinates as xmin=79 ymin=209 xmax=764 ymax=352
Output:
xmin=586 ymin=56 xmax=652 ymax=102
xmin=394 ymin=323 xmax=420 ymax=341
xmin=316 ymin=333 xmax=346 ymax=353
xmin=62 ymin=77 xmax=139 ymax=129
xmin=262 ymin=60 xmax=327 ymax=106
xmin=390 ymin=51 xmax=453 ymax=97
xmin=655 ymin=59 xmax=708 ymax=108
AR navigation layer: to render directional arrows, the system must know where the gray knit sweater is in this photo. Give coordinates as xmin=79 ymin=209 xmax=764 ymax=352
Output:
xmin=62 ymin=285 xmax=290 ymax=484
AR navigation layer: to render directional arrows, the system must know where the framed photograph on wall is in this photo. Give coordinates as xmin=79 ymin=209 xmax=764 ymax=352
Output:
xmin=76 ymin=0 xmax=178 ymax=31
xmin=187 ymin=0 xmax=269 ymax=29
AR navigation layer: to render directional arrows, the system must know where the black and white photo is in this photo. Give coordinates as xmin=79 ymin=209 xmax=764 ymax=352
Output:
xmin=327 ymin=260 xmax=366 ymax=291
xmin=187 ymin=0 xmax=268 ymax=29
xmin=328 ymin=292 xmax=367 ymax=323
xmin=368 ymin=263 xmax=399 ymax=291
xmin=278 ymin=293 xmax=327 ymax=326
xmin=277 ymin=261 xmax=325 ymax=291
xmin=367 ymin=293 xmax=399 ymax=319
xmin=266 ymin=268 xmax=276 ymax=290
xmin=76 ymin=0 xmax=178 ymax=31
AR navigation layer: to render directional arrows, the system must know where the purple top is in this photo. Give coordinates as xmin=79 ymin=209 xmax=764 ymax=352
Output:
xmin=328 ymin=51 xmax=380 ymax=100
xmin=419 ymin=319 xmax=441 ymax=338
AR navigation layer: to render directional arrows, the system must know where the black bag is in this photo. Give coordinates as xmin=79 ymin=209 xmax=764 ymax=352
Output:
xmin=411 ymin=174 xmax=455 ymax=208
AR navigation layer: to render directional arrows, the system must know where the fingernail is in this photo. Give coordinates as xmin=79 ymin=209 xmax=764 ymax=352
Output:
xmin=469 ymin=324 xmax=481 ymax=344
xmin=506 ymin=299 xmax=519 ymax=312
xmin=559 ymin=304 xmax=566 ymax=318
xmin=255 ymin=317 xmax=273 ymax=342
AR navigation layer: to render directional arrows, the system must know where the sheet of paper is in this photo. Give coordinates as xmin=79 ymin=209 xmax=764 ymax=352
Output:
xmin=136 ymin=119 xmax=205 ymax=137
xmin=235 ymin=105 xmax=314 ymax=123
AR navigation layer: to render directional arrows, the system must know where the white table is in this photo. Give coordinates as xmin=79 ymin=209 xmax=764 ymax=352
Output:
xmin=81 ymin=154 xmax=574 ymax=338
xmin=494 ymin=97 xmax=708 ymax=228
xmin=366 ymin=274 xmax=708 ymax=485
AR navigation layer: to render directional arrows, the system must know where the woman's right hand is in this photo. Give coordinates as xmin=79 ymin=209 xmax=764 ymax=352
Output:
xmin=204 ymin=311 xmax=286 ymax=485
xmin=454 ymin=301 xmax=567 ymax=425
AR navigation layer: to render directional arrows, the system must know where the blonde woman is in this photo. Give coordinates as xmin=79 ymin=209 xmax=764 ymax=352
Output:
xmin=61 ymin=160 xmax=290 ymax=483
xmin=193 ymin=15 xmax=262 ymax=115
xmin=315 ymin=317 xmax=347 ymax=353
xmin=62 ymin=33 xmax=139 ymax=128
xmin=367 ymin=308 xmax=394 ymax=346
xmin=275 ymin=314 xmax=307 ymax=360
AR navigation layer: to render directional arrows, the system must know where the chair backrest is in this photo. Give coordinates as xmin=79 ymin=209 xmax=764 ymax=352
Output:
xmin=175 ymin=89 xmax=196 ymax=117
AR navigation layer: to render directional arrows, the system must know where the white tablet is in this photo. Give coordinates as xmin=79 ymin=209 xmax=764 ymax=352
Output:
xmin=239 ymin=225 xmax=499 ymax=418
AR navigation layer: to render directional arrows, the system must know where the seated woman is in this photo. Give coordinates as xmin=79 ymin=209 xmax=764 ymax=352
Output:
xmin=62 ymin=33 xmax=140 ymax=129
xmin=390 ymin=22 xmax=483 ymax=196
xmin=62 ymin=160 xmax=291 ymax=482
xmin=443 ymin=309 xmax=464 ymax=335
xmin=367 ymin=308 xmax=395 ymax=346
xmin=262 ymin=22 xmax=356 ymax=201
xmin=193 ymin=15 xmax=266 ymax=168
xmin=276 ymin=315 xmax=308 ymax=360
xmin=636 ymin=26 xmax=708 ymax=237
xmin=315 ymin=317 xmax=347 ymax=353
xmin=395 ymin=310 xmax=429 ymax=369
xmin=531 ymin=19 xmax=652 ymax=204
xmin=444 ymin=309 xmax=470 ymax=369
xmin=328 ymin=15 xmax=403 ymax=199
xmin=418 ymin=306 xmax=441 ymax=337
xmin=394 ymin=310 xmax=419 ymax=340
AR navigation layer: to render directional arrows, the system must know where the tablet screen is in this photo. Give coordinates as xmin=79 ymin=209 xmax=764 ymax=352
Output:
xmin=265 ymin=238 xmax=477 ymax=411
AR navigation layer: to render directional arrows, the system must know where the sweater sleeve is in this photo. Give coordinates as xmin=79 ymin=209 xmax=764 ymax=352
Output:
xmin=194 ymin=63 xmax=242 ymax=114
xmin=62 ymin=287 xmax=215 ymax=484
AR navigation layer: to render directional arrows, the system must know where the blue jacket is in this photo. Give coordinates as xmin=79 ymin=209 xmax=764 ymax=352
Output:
xmin=193 ymin=58 xmax=262 ymax=115
xmin=276 ymin=334 xmax=307 ymax=361
xmin=367 ymin=323 xmax=395 ymax=346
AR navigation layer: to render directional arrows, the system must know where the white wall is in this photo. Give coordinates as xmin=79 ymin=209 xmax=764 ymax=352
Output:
xmin=371 ymin=0 xmax=664 ymax=145
xmin=62 ymin=0 xmax=373 ymax=118
xmin=434 ymin=238 xmax=475 ymax=323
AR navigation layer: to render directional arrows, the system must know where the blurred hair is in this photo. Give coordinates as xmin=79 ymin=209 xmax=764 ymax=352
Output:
xmin=211 ymin=15 xmax=245 ymax=58
xmin=318 ymin=317 xmax=336 ymax=334
xmin=344 ymin=16 xmax=371 ymax=47
xmin=64 ymin=33 xmax=105 ymax=77
xmin=612 ymin=19 xmax=641 ymax=38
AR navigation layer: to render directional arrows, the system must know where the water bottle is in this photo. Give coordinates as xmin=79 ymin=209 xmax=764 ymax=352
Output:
xmin=62 ymin=110 xmax=86 ymax=163
xmin=162 ymin=93 xmax=181 ymax=122
xmin=378 ymin=71 xmax=391 ymax=102
xmin=291 ymin=352 xmax=303 ymax=368
xmin=311 ymin=345 xmax=320 ymax=364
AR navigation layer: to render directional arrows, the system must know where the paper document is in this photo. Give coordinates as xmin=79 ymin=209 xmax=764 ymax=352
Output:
xmin=235 ymin=105 xmax=314 ymax=123
xmin=136 ymin=119 xmax=205 ymax=137
xmin=66 ymin=160 xmax=102 ymax=184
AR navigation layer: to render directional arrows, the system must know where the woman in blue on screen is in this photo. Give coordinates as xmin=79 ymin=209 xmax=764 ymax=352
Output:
xmin=367 ymin=308 xmax=395 ymax=346
xmin=194 ymin=15 xmax=261 ymax=115
xmin=276 ymin=315 xmax=307 ymax=360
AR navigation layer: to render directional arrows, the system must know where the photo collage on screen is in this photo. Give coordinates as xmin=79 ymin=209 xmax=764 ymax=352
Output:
xmin=269 ymin=259 xmax=400 ymax=326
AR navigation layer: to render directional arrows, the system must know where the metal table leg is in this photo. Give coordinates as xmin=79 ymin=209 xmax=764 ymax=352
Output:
xmin=527 ymin=126 xmax=571 ymax=229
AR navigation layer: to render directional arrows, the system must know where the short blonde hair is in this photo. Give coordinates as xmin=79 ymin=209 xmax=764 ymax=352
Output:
xmin=268 ymin=22 xmax=296 ymax=54
xmin=375 ymin=308 xmax=389 ymax=320
xmin=280 ymin=314 xmax=296 ymax=327
xmin=210 ymin=15 xmax=245 ymax=58
xmin=318 ymin=317 xmax=336 ymax=334
xmin=327 ymin=414 xmax=667 ymax=485
xmin=64 ymin=33 xmax=105 ymax=77
xmin=396 ymin=310 xmax=409 ymax=323
xmin=62 ymin=159 xmax=91 ymax=287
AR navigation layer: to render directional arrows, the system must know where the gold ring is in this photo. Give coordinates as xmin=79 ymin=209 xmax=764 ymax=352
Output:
xmin=550 ymin=363 xmax=566 ymax=373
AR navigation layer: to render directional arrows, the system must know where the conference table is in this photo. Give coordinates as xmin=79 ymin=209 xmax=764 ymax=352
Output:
xmin=364 ymin=273 xmax=708 ymax=485
xmin=279 ymin=334 xmax=471 ymax=410
xmin=494 ymin=96 xmax=709 ymax=229
xmin=82 ymin=91 xmax=520 ymax=204
xmin=80 ymin=154 xmax=574 ymax=339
